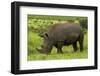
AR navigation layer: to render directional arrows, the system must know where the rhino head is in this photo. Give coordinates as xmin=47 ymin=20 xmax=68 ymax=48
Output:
xmin=37 ymin=33 xmax=53 ymax=54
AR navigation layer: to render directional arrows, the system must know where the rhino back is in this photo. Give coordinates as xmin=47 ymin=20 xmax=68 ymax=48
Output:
xmin=47 ymin=23 xmax=82 ymax=44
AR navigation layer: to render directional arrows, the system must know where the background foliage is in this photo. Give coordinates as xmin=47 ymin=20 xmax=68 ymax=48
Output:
xmin=27 ymin=15 xmax=88 ymax=61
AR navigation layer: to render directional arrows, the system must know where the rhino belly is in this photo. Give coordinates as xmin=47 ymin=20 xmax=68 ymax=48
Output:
xmin=63 ymin=33 xmax=80 ymax=45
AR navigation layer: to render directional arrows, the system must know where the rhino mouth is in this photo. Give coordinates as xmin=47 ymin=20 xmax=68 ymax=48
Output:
xmin=36 ymin=47 xmax=50 ymax=54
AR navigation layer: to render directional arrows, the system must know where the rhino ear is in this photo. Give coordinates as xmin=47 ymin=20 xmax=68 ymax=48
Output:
xmin=44 ymin=33 xmax=49 ymax=38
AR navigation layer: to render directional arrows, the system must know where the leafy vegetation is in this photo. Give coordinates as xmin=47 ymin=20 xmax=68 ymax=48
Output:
xmin=27 ymin=15 xmax=88 ymax=61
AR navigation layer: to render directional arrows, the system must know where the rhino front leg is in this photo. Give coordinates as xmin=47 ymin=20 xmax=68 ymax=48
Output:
xmin=56 ymin=42 xmax=63 ymax=54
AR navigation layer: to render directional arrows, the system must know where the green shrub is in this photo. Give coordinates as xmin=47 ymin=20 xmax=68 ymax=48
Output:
xmin=79 ymin=18 xmax=88 ymax=29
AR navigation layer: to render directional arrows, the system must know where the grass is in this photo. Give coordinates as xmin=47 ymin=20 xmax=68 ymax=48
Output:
xmin=27 ymin=15 xmax=88 ymax=61
xmin=28 ymin=32 xmax=88 ymax=61
xmin=28 ymin=51 xmax=88 ymax=61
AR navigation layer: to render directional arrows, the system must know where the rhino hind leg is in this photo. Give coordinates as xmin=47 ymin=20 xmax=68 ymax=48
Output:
xmin=78 ymin=33 xmax=84 ymax=52
xmin=73 ymin=42 xmax=78 ymax=52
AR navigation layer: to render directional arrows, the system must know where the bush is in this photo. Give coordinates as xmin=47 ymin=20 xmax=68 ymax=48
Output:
xmin=79 ymin=19 xmax=88 ymax=29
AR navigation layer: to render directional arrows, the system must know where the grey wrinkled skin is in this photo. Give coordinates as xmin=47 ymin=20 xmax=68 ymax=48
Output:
xmin=37 ymin=23 xmax=84 ymax=54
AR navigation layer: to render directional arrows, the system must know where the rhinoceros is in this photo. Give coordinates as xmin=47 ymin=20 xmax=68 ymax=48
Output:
xmin=37 ymin=23 xmax=84 ymax=54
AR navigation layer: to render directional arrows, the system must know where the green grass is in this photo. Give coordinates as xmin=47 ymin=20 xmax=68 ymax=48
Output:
xmin=28 ymin=52 xmax=87 ymax=61
xmin=27 ymin=15 xmax=88 ymax=61
xmin=28 ymin=32 xmax=88 ymax=61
